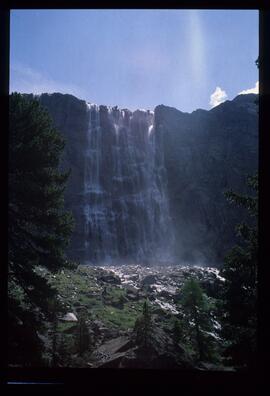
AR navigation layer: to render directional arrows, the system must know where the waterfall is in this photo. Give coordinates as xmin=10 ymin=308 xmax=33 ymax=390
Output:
xmin=83 ymin=103 xmax=175 ymax=264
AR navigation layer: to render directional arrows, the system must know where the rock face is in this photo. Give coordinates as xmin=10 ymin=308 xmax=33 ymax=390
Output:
xmin=37 ymin=93 xmax=258 ymax=266
xmin=155 ymin=94 xmax=258 ymax=264
xmin=90 ymin=329 xmax=193 ymax=369
xmin=39 ymin=94 xmax=174 ymax=265
xmin=38 ymin=93 xmax=89 ymax=261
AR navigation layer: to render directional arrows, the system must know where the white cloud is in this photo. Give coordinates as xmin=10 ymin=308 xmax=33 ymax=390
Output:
xmin=209 ymin=86 xmax=228 ymax=108
xmin=238 ymin=81 xmax=259 ymax=95
xmin=10 ymin=62 xmax=87 ymax=99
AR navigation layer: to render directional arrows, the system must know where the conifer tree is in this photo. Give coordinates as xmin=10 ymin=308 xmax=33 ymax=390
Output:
xmin=172 ymin=318 xmax=184 ymax=345
xmin=181 ymin=278 xmax=215 ymax=361
xmin=8 ymin=93 xmax=74 ymax=366
xmin=134 ymin=299 xmax=153 ymax=348
xmin=220 ymin=173 xmax=258 ymax=368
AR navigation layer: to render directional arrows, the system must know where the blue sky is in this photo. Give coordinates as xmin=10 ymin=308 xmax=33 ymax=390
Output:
xmin=10 ymin=9 xmax=258 ymax=112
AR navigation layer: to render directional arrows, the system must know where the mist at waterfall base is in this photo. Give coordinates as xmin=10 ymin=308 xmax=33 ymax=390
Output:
xmin=81 ymin=103 xmax=180 ymax=267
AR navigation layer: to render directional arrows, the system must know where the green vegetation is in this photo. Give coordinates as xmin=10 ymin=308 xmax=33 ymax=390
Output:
xmin=134 ymin=299 xmax=153 ymax=348
xmin=180 ymin=278 xmax=220 ymax=362
xmin=47 ymin=267 xmax=144 ymax=330
xmin=172 ymin=318 xmax=185 ymax=345
xmin=8 ymin=93 xmax=74 ymax=366
xmin=97 ymin=303 xmax=142 ymax=329
xmin=220 ymin=173 xmax=258 ymax=369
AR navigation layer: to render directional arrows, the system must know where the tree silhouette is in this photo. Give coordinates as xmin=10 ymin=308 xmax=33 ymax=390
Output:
xmin=181 ymin=278 xmax=215 ymax=361
xmin=134 ymin=299 xmax=153 ymax=349
xmin=220 ymin=173 xmax=258 ymax=368
xmin=8 ymin=93 xmax=74 ymax=366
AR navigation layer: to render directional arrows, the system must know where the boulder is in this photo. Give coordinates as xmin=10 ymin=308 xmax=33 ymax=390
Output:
xmin=98 ymin=273 xmax=121 ymax=285
xmin=126 ymin=285 xmax=138 ymax=294
xmin=96 ymin=336 xmax=132 ymax=355
xmin=61 ymin=313 xmax=78 ymax=322
xmin=126 ymin=293 xmax=138 ymax=301
xmin=125 ymin=285 xmax=139 ymax=301
xmin=91 ymin=336 xmax=133 ymax=367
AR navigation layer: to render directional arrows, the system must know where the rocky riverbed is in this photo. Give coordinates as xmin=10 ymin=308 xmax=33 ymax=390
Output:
xmin=41 ymin=264 xmax=228 ymax=369
xmin=101 ymin=264 xmax=225 ymax=314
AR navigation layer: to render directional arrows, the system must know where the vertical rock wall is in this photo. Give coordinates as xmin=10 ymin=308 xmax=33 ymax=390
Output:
xmin=38 ymin=93 xmax=258 ymax=266
xmin=40 ymin=94 xmax=174 ymax=264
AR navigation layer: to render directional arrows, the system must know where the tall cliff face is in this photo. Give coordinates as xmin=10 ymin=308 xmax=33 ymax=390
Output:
xmin=38 ymin=93 xmax=258 ymax=266
xmin=39 ymin=94 xmax=89 ymax=261
xmin=39 ymin=94 xmax=174 ymax=264
xmin=154 ymin=94 xmax=258 ymax=264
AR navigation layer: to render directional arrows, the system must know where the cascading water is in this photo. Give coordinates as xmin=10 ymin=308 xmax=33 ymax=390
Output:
xmin=83 ymin=103 xmax=175 ymax=264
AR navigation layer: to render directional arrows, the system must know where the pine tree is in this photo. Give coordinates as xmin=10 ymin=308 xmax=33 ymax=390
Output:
xmin=134 ymin=299 xmax=153 ymax=349
xmin=172 ymin=318 xmax=184 ymax=345
xmin=181 ymin=278 xmax=215 ymax=361
xmin=8 ymin=93 xmax=74 ymax=366
xmin=220 ymin=173 xmax=258 ymax=369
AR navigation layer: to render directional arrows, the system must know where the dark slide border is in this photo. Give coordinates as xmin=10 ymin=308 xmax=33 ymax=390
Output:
xmin=1 ymin=1 xmax=269 ymax=393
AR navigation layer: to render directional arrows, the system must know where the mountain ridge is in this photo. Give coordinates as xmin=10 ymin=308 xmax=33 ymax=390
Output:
xmin=22 ymin=91 xmax=258 ymax=116
xmin=26 ymin=92 xmax=258 ymax=267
